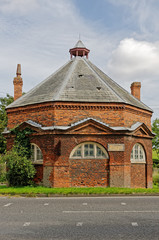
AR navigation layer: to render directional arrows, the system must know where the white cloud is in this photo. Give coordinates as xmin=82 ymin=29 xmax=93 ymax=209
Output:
xmin=108 ymin=38 xmax=159 ymax=79
xmin=0 ymin=0 xmax=39 ymax=15
xmin=107 ymin=38 xmax=159 ymax=114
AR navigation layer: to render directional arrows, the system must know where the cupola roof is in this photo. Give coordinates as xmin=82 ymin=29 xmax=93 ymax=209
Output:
xmin=69 ymin=40 xmax=90 ymax=59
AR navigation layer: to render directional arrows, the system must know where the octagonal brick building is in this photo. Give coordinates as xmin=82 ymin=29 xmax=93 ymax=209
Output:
xmin=5 ymin=40 xmax=154 ymax=188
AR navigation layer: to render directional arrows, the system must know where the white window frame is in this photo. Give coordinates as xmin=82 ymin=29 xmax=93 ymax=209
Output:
xmin=130 ymin=143 xmax=146 ymax=163
xmin=31 ymin=143 xmax=43 ymax=164
xmin=70 ymin=142 xmax=109 ymax=159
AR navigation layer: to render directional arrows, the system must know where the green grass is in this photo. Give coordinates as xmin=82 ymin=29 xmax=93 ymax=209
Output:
xmin=0 ymin=149 xmax=158 ymax=197
xmin=153 ymin=149 xmax=158 ymax=160
xmin=0 ymin=185 xmax=159 ymax=197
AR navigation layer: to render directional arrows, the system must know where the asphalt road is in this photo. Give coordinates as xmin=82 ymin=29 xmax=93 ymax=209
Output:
xmin=0 ymin=196 xmax=159 ymax=240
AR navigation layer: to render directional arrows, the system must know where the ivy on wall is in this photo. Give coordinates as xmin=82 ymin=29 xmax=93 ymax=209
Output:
xmin=11 ymin=127 xmax=34 ymax=159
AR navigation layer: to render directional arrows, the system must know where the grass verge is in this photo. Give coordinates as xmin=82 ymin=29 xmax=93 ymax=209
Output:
xmin=0 ymin=185 xmax=159 ymax=197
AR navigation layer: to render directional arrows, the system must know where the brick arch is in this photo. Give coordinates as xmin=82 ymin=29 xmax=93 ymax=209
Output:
xmin=69 ymin=141 xmax=109 ymax=159
xmin=129 ymin=139 xmax=148 ymax=188
xmin=129 ymin=140 xmax=147 ymax=163
xmin=69 ymin=141 xmax=109 ymax=187
xmin=70 ymin=138 xmax=111 ymax=159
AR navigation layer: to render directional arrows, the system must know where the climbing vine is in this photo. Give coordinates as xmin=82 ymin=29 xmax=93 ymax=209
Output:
xmin=11 ymin=127 xmax=34 ymax=159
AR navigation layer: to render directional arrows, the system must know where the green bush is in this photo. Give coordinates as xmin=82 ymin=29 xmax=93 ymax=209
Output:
xmin=153 ymin=173 xmax=159 ymax=186
xmin=153 ymin=158 xmax=159 ymax=168
xmin=0 ymin=155 xmax=6 ymax=183
xmin=2 ymin=149 xmax=36 ymax=187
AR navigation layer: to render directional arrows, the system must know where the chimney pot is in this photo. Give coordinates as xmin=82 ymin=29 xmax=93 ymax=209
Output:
xmin=13 ymin=64 xmax=23 ymax=101
xmin=130 ymin=82 xmax=141 ymax=100
xmin=16 ymin=64 xmax=21 ymax=76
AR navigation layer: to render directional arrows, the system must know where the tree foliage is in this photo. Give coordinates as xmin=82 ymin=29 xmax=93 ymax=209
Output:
xmin=2 ymin=127 xmax=36 ymax=186
xmin=152 ymin=118 xmax=159 ymax=161
xmin=3 ymin=148 xmax=36 ymax=186
xmin=0 ymin=94 xmax=14 ymax=153
xmin=0 ymin=155 xmax=6 ymax=182
xmin=0 ymin=94 xmax=36 ymax=186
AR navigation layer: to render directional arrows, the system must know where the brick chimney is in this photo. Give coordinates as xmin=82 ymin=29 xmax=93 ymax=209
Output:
xmin=130 ymin=82 xmax=141 ymax=100
xmin=13 ymin=64 xmax=23 ymax=100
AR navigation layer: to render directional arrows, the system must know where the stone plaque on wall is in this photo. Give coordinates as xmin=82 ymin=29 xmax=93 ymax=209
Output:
xmin=108 ymin=144 xmax=125 ymax=151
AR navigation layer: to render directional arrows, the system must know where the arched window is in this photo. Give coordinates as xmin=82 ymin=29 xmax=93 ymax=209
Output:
xmin=70 ymin=142 xmax=109 ymax=159
xmin=31 ymin=143 xmax=43 ymax=164
xmin=131 ymin=143 xmax=146 ymax=163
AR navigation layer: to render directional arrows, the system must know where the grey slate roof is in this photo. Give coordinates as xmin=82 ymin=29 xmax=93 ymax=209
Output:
xmin=7 ymin=56 xmax=152 ymax=112
xmin=2 ymin=119 xmax=146 ymax=133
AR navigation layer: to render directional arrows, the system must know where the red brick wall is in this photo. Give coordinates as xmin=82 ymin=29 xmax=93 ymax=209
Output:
xmin=124 ymin=106 xmax=152 ymax=129
xmin=5 ymin=100 xmax=153 ymax=188
xmin=7 ymin=103 xmax=55 ymax=129
xmin=34 ymin=165 xmax=43 ymax=184
xmin=13 ymin=76 xmax=23 ymax=100
xmin=131 ymin=164 xmax=146 ymax=188
xmin=130 ymin=82 xmax=141 ymax=100
xmin=5 ymin=126 xmax=153 ymax=188
xmin=27 ymin=133 xmax=152 ymax=188
xmin=7 ymin=102 xmax=152 ymax=129
xmin=54 ymin=103 xmax=125 ymax=127
xmin=69 ymin=159 xmax=109 ymax=187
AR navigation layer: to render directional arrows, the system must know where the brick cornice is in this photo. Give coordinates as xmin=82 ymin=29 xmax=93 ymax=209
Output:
xmin=125 ymin=105 xmax=152 ymax=117
xmin=54 ymin=104 xmax=125 ymax=110
xmin=7 ymin=102 xmax=126 ymax=113
xmin=7 ymin=101 xmax=152 ymax=115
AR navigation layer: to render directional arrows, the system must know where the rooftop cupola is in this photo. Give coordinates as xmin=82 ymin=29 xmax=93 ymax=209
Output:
xmin=69 ymin=40 xmax=90 ymax=59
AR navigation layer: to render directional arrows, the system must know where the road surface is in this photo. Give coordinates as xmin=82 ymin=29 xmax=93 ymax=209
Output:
xmin=0 ymin=196 xmax=159 ymax=239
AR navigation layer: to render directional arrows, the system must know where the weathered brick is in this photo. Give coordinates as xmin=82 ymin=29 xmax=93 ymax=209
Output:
xmin=5 ymin=101 xmax=153 ymax=188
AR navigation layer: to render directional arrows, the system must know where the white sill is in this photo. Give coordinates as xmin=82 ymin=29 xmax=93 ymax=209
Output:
xmin=32 ymin=161 xmax=43 ymax=165
xmin=131 ymin=161 xmax=146 ymax=164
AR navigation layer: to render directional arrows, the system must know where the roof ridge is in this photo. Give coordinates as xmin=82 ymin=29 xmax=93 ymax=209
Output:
xmin=82 ymin=58 xmax=125 ymax=102
xmin=53 ymin=58 xmax=78 ymax=100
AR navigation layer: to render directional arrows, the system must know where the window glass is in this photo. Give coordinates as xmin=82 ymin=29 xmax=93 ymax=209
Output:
xmin=140 ymin=149 xmax=143 ymax=159
xmin=31 ymin=144 xmax=35 ymax=161
xmin=37 ymin=147 xmax=43 ymax=160
xmin=131 ymin=149 xmax=133 ymax=159
xmin=73 ymin=146 xmax=82 ymax=157
xmin=84 ymin=144 xmax=89 ymax=156
xmin=131 ymin=143 xmax=145 ymax=163
xmin=70 ymin=142 xmax=108 ymax=159
xmin=84 ymin=144 xmax=94 ymax=157
xmin=76 ymin=146 xmax=82 ymax=156
xmin=31 ymin=144 xmax=43 ymax=163
xmin=97 ymin=146 xmax=106 ymax=157
xmin=135 ymin=144 xmax=138 ymax=159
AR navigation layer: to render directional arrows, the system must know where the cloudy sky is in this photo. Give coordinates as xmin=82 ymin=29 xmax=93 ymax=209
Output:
xmin=0 ymin=0 xmax=159 ymax=120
